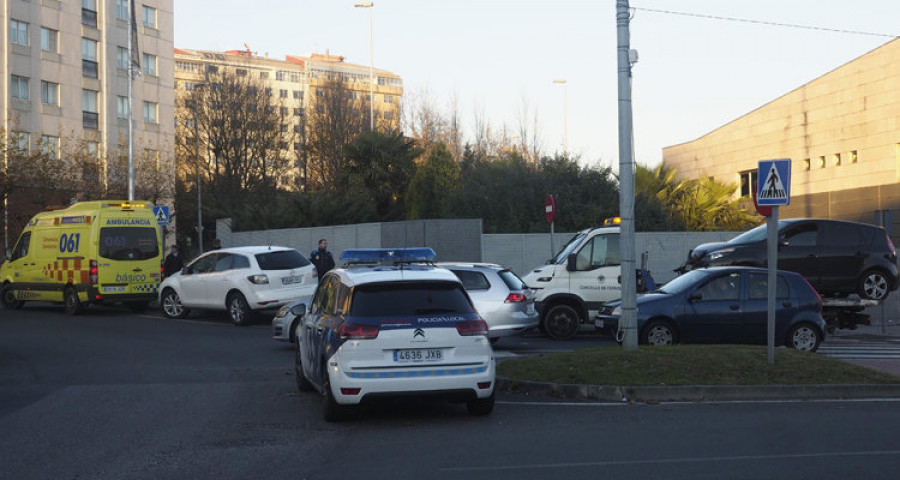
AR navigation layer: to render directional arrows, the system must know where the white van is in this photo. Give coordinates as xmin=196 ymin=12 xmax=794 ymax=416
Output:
xmin=522 ymin=225 xmax=623 ymax=339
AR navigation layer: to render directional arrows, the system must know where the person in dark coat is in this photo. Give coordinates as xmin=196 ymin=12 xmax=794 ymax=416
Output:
xmin=163 ymin=245 xmax=184 ymax=278
xmin=309 ymin=238 xmax=335 ymax=281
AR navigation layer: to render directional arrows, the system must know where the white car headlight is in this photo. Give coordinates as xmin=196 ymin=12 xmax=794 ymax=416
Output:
xmin=612 ymin=306 xmax=621 ymax=316
xmin=276 ymin=305 xmax=291 ymax=318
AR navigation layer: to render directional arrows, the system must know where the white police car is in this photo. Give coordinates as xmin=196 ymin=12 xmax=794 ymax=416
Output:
xmin=293 ymin=248 xmax=496 ymax=421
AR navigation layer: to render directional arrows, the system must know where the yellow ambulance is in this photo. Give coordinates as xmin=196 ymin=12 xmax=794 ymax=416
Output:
xmin=0 ymin=201 xmax=163 ymax=314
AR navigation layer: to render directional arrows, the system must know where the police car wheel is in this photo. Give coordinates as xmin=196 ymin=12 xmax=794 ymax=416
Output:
xmin=64 ymin=287 xmax=83 ymax=315
xmin=322 ymin=364 xmax=349 ymax=422
xmin=161 ymin=289 xmax=189 ymax=319
xmin=227 ymin=293 xmax=251 ymax=326
xmin=294 ymin=342 xmax=314 ymax=392
xmin=467 ymin=391 xmax=495 ymax=416
xmin=0 ymin=284 xmax=23 ymax=309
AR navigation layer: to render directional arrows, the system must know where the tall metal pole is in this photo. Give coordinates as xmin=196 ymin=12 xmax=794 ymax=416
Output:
xmin=127 ymin=0 xmax=135 ymax=200
xmin=616 ymin=0 xmax=638 ymax=351
xmin=3 ymin=0 xmax=9 ymax=252
xmin=355 ymin=2 xmax=375 ymax=131
xmin=553 ymin=79 xmax=568 ymax=155
xmin=194 ymin=109 xmax=203 ymax=255
xmin=767 ymin=207 xmax=779 ymax=365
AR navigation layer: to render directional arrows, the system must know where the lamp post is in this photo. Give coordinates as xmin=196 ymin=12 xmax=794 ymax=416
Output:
xmin=354 ymin=1 xmax=374 ymax=131
xmin=192 ymin=83 xmax=206 ymax=254
xmin=552 ymin=78 xmax=568 ymax=155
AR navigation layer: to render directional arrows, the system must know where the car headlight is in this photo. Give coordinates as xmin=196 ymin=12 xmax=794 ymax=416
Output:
xmin=276 ymin=305 xmax=291 ymax=318
xmin=612 ymin=306 xmax=621 ymax=316
xmin=707 ymin=248 xmax=735 ymax=262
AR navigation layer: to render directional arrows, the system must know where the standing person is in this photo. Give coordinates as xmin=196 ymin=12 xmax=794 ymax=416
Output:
xmin=211 ymin=238 xmax=221 ymax=250
xmin=310 ymin=238 xmax=335 ymax=281
xmin=163 ymin=245 xmax=184 ymax=278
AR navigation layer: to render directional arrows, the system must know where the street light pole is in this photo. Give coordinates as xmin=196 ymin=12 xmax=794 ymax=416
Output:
xmin=553 ymin=78 xmax=568 ymax=155
xmin=355 ymin=2 xmax=374 ymax=131
xmin=192 ymin=83 xmax=207 ymax=255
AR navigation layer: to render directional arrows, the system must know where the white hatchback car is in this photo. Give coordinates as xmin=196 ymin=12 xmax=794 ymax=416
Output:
xmin=159 ymin=246 xmax=317 ymax=325
xmin=293 ymin=248 xmax=496 ymax=421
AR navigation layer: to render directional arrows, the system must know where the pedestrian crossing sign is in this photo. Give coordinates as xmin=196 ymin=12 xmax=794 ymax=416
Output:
xmin=757 ymin=159 xmax=791 ymax=206
xmin=153 ymin=205 xmax=170 ymax=225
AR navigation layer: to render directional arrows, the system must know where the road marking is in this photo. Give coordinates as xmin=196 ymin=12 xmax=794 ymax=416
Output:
xmin=440 ymin=449 xmax=900 ymax=472
xmin=819 ymin=345 xmax=900 ymax=359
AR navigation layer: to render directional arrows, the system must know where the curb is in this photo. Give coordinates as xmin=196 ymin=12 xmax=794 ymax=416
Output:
xmin=497 ymin=376 xmax=900 ymax=403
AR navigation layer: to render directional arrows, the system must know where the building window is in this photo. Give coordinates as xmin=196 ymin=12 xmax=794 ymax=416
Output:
xmin=142 ymin=6 xmax=157 ymax=28
xmin=143 ymin=101 xmax=158 ymax=124
xmin=10 ymin=20 xmax=28 ymax=46
xmin=280 ymin=107 xmax=289 ymax=116
xmin=11 ymin=76 xmax=29 ymax=100
xmin=818 ymin=156 xmax=826 ymax=168
xmin=82 ymin=0 xmax=98 ymax=28
xmin=117 ymin=96 xmax=130 ymax=119
xmin=82 ymin=38 xmax=98 ymax=78
xmin=11 ymin=132 xmax=30 ymax=154
xmin=384 ymin=94 xmax=394 ymax=104
xmin=116 ymin=0 xmax=128 ymax=20
xmin=803 ymin=158 xmax=811 ymax=171
xmin=41 ymin=81 xmax=59 ymax=106
xmin=41 ymin=135 xmax=60 ymax=159
xmin=384 ymin=111 xmax=394 ymax=120
xmin=280 ymin=89 xmax=288 ymax=98
xmin=83 ymin=89 xmax=99 ymax=130
xmin=260 ymin=71 xmax=269 ymax=79
xmin=142 ymin=53 xmax=157 ymax=76
xmin=832 ymin=153 xmax=842 ymax=167
xmin=850 ymin=150 xmax=858 ymax=163
xmin=293 ymin=90 xmax=302 ymax=99
xmin=41 ymin=28 xmax=58 ymax=53
xmin=117 ymin=47 xmax=129 ymax=69
xmin=293 ymin=108 xmax=302 ymax=116
xmin=739 ymin=170 xmax=758 ymax=198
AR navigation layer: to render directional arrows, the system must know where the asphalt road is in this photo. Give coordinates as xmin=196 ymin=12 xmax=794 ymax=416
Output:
xmin=3 ymin=304 xmax=900 ymax=479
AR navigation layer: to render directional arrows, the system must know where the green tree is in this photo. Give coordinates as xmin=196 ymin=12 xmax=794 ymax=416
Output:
xmin=408 ymin=143 xmax=460 ymax=219
xmin=341 ymin=130 xmax=421 ymax=220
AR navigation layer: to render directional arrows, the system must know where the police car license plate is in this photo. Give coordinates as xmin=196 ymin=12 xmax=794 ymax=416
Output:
xmin=394 ymin=349 xmax=443 ymax=363
xmin=281 ymin=275 xmax=302 ymax=285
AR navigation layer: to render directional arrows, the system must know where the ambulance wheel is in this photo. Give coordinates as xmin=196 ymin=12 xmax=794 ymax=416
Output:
xmin=227 ymin=292 xmax=251 ymax=326
xmin=1 ymin=283 xmax=24 ymax=309
xmin=161 ymin=288 xmax=189 ymax=319
xmin=64 ymin=287 xmax=84 ymax=315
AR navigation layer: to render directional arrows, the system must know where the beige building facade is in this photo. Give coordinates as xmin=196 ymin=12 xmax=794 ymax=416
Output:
xmin=3 ymin=0 xmax=175 ymax=197
xmin=173 ymin=47 xmax=403 ymax=190
xmin=663 ymin=38 xmax=900 ymax=226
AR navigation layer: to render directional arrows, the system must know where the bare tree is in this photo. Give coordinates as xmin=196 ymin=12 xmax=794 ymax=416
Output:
xmin=515 ymin=97 xmax=544 ymax=164
xmin=304 ymin=76 xmax=368 ymax=191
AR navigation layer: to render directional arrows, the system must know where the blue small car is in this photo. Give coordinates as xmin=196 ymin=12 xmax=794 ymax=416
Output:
xmin=594 ymin=267 xmax=826 ymax=352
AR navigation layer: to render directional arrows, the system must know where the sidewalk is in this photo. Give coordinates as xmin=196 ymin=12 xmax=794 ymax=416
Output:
xmin=498 ymin=321 xmax=900 ymax=403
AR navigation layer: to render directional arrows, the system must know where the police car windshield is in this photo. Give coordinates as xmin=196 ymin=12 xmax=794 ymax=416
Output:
xmin=99 ymin=227 xmax=158 ymax=261
xmin=349 ymin=282 xmax=474 ymax=317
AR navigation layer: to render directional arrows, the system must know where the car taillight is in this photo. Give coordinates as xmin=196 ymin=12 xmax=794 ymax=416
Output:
xmin=89 ymin=260 xmax=98 ymax=285
xmin=456 ymin=319 xmax=488 ymax=336
xmin=247 ymin=274 xmax=269 ymax=285
xmin=338 ymin=323 xmax=379 ymax=340
xmin=504 ymin=293 xmax=526 ymax=303
xmin=800 ymin=276 xmax=823 ymax=310
xmin=886 ymin=234 xmax=897 ymax=258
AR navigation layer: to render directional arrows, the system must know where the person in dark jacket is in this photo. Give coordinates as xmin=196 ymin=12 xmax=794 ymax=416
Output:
xmin=309 ymin=239 xmax=335 ymax=281
xmin=163 ymin=245 xmax=184 ymax=278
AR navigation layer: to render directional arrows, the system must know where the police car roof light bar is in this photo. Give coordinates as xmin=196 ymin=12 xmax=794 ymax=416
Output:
xmin=341 ymin=247 xmax=436 ymax=266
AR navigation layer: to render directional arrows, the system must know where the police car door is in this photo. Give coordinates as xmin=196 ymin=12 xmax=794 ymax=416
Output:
xmin=569 ymin=232 xmax=622 ymax=317
xmin=302 ymin=274 xmax=338 ymax=388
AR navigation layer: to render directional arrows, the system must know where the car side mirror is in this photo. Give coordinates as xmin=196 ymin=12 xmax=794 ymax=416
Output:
xmin=688 ymin=292 xmax=702 ymax=303
xmin=566 ymin=253 xmax=577 ymax=272
xmin=290 ymin=303 xmax=306 ymax=317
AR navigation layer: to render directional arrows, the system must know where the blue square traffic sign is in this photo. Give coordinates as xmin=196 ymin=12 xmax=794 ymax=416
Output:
xmin=153 ymin=205 xmax=170 ymax=225
xmin=757 ymin=159 xmax=791 ymax=206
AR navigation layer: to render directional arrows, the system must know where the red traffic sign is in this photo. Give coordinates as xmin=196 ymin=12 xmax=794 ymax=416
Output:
xmin=544 ymin=194 xmax=556 ymax=223
xmin=753 ymin=188 xmax=772 ymax=217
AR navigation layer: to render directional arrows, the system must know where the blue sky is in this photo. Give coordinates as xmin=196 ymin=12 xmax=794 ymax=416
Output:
xmin=174 ymin=1 xmax=899 ymax=170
